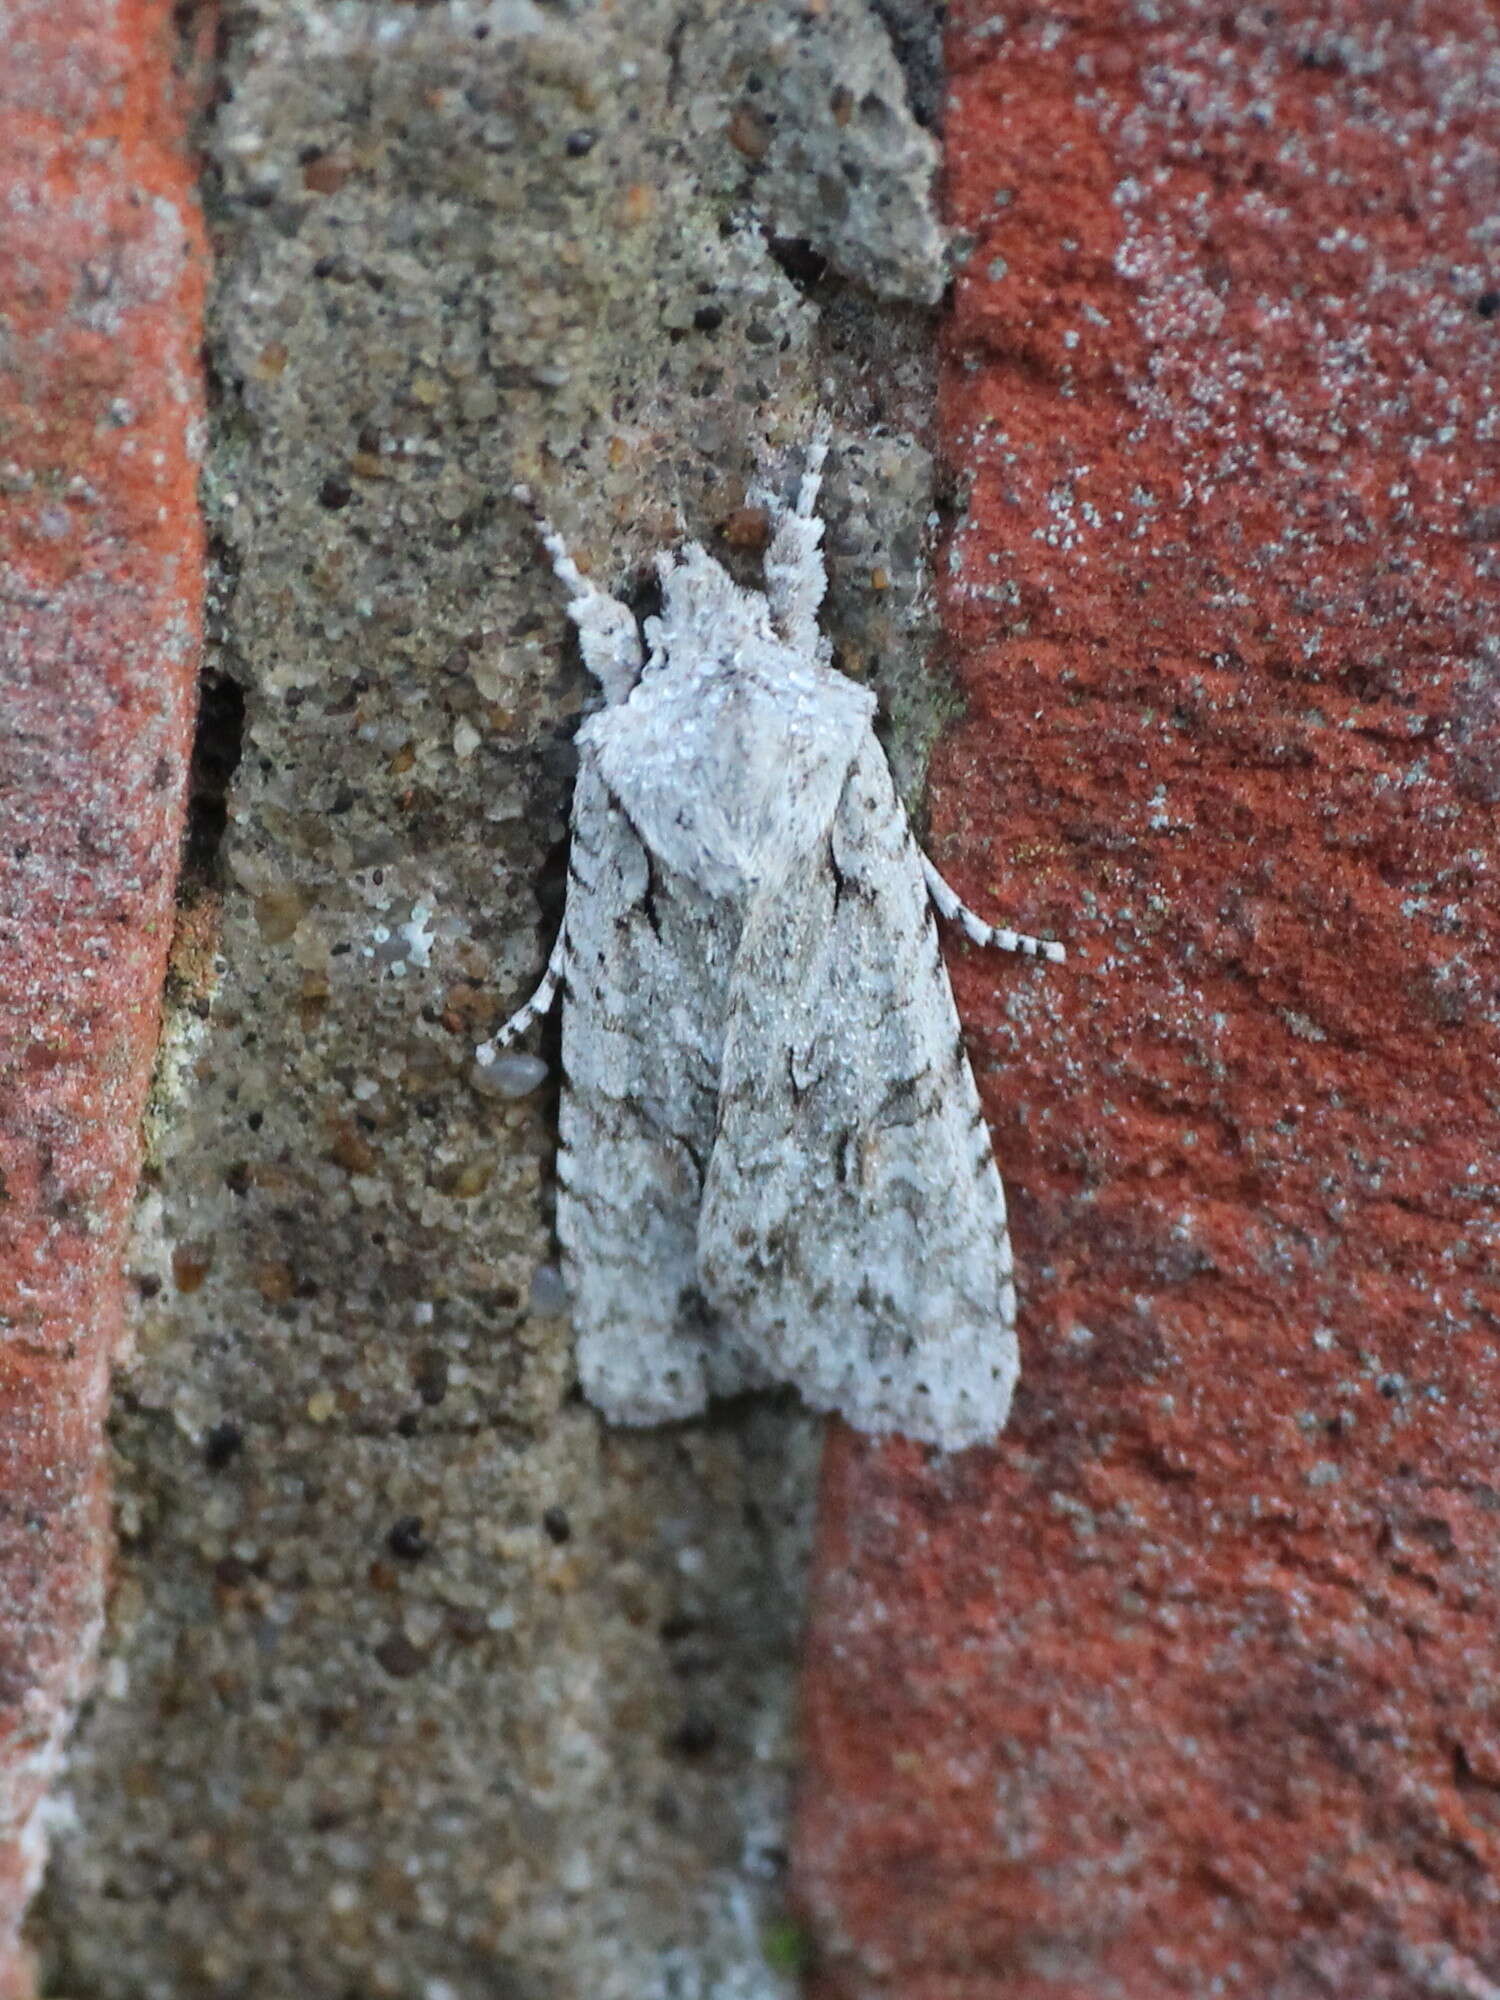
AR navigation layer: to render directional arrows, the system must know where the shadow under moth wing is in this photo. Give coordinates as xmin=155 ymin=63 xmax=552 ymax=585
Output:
xmin=484 ymin=425 xmax=1062 ymax=1452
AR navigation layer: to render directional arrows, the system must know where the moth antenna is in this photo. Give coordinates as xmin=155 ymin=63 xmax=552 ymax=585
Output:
xmin=512 ymin=483 xmax=643 ymax=705
xmin=763 ymin=418 xmax=832 ymax=650
xmin=794 ymin=411 xmax=833 ymax=519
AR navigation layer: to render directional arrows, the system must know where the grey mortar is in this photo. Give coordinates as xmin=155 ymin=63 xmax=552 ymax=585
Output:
xmin=35 ymin=3 xmax=948 ymax=1995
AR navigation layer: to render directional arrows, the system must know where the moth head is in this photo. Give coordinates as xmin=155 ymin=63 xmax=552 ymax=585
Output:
xmin=652 ymin=541 xmax=775 ymax=653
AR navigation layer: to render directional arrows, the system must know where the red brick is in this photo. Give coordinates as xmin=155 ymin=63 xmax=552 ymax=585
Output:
xmin=796 ymin=5 xmax=1500 ymax=1995
xmin=0 ymin=5 xmax=205 ymax=1991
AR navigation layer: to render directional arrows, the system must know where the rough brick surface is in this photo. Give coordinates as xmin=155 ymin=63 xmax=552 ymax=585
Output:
xmin=796 ymin=5 xmax=1500 ymax=1996
xmin=0 ymin=3 xmax=204 ymax=1992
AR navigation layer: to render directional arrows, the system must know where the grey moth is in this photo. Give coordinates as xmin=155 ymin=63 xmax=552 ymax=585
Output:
xmin=481 ymin=427 xmax=1063 ymax=1451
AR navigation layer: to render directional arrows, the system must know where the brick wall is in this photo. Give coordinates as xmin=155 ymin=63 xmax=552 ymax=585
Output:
xmin=795 ymin=5 xmax=1500 ymax=1995
xmin=0 ymin=5 xmax=204 ymax=1992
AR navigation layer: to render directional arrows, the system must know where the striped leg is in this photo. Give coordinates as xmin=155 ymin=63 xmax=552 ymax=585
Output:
xmin=921 ymin=855 xmax=1066 ymax=964
xmin=480 ymin=930 xmax=568 ymax=1061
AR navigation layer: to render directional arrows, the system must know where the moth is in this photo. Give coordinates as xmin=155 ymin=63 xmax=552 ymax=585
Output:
xmin=482 ymin=427 xmax=1063 ymax=1451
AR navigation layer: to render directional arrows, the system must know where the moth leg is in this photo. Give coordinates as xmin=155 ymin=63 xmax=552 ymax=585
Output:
xmin=760 ymin=416 xmax=832 ymax=654
xmin=921 ymin=854 xmax=1066 ymax=963
xmin=480 ymin=929 xmax=569 ymax=1058
xmin=512 ymin=485 xmax=643 ymax=705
